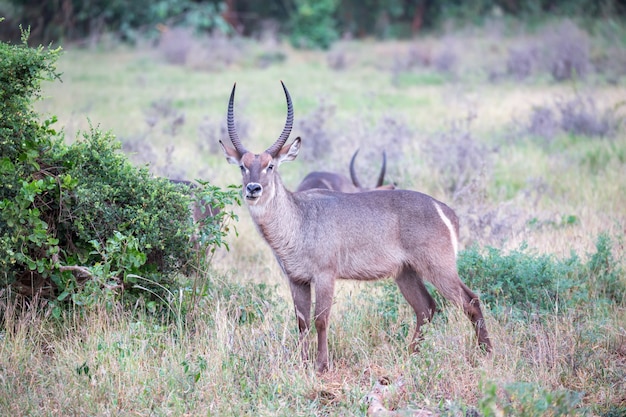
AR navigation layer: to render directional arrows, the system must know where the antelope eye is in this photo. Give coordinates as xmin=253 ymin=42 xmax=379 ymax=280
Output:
xmin=267 ymin=164 xmax=274 ymax=172
xmin=239 ymin=165 xmax=245 ymax=172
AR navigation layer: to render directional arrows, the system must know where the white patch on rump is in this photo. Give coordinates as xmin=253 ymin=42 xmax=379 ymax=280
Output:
xmin=434 ymin=201 xmax=458 ymax=257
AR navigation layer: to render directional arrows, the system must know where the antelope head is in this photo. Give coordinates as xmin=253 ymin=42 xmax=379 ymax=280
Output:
xmin=219 ymin=82 xmax=301 ymax=207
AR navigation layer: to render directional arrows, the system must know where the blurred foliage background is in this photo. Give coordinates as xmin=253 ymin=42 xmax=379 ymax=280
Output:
xmin=1 ymin=0 xmax=625 ymax=48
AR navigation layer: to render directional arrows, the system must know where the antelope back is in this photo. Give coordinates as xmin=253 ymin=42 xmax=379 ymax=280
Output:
xmin=296 ymin=171 xmax=358 ymax=193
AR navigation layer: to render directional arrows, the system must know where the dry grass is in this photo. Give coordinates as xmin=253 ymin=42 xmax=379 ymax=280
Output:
xmin=2 ymin=288 xmax=624 ymax=415
xmin=10 ymin=18 xmax=626 ymax=416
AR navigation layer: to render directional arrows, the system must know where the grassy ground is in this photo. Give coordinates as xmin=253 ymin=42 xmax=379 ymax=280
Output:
xmin=2 ymin=19 xmax=626 ymax=416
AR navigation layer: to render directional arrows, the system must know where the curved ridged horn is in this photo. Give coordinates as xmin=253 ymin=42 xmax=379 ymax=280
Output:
xmin=349 ymin=149 xmax=363 ymax=189
xmin=265 ymin=81 xmax=294 ymax=156
xmin=227 ymin=83 xmax=247 ymax=155
xmin=376 ymin=151 xmax=387 ymax=187
xmin=350 ymin=150 xmax=388 ymax=189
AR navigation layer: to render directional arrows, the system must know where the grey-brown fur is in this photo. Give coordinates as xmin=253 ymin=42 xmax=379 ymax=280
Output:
xmin=296 ymin=171 xmax=358 ymax=192
xmin=219 ymin=82 xmax=492 ymax=372
xmin=296 ymin=150 xmax=394 ymax=193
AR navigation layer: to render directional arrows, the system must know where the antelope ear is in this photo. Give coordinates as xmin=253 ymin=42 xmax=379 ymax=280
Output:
xmin=219 ymin=140 xmax=241 ymax=165
xmin=277 ymin=137 xmax=301 ymax=164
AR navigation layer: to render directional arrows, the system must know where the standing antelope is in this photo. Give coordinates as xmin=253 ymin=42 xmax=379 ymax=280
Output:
xmin=296 ymin=150 xmax=394 ymax=193
xmin=219 ymin=82 xmax=492 ymax=372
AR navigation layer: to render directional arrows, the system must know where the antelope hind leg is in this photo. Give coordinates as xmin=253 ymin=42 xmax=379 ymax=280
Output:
xmin=421 ymin=266 xmax=493 ymax=352
xmin=395 ymin=268 xmax=437 ymax=352
xmin=460 ymin=282 xmax=492 ymax=352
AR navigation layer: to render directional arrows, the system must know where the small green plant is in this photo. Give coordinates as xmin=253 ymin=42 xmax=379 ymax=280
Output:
xmin=182 ymin=355 xmax=208 ymax=384
xmin=586 ymin=233 xmax=625 ymax=305
xmin=478 ymin=381 xmax=583 ymax=417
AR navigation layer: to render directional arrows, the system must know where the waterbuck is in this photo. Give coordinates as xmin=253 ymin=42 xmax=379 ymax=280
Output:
xmin=296 ymin=150 xmax=394 ymax=193
xmin=219 ymin=82 xmax=492 ymax=372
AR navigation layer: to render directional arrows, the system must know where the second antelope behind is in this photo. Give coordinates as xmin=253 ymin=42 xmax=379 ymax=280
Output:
xmin=219 ymin=82 xmax=492 ymax=373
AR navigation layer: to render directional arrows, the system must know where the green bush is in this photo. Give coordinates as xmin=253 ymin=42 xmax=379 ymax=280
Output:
xmin=458 ymin=244 xmax=582 ymax=317
xmin=0 ymin=29 xmax=240 ymax=312
xmin=478 ymin=381 xmax=583 ymax=417
xmin=458 ymin=234 xmax=625 ymax=318
xmin=0 ymin=28 xmax=63 ymax=288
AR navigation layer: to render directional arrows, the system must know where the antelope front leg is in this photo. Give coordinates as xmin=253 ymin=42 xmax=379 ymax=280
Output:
xmin=314 ymin=278 xmax=336 ymax=373
xmin=289 ymin=281 xmax=312 ymax=364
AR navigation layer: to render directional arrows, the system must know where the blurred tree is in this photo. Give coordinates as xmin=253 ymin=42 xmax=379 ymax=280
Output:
xmin=289 ymin=0 xmax=338 ymax=49
xmin=1 ymin=0 xmax=624 ymax=46
xmin=0 ymin=0 xmax=230 ymax=44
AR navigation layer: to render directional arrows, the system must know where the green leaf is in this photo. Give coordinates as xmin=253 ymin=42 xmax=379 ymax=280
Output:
xmin=0 ymin=157 xmax=14 ymax=173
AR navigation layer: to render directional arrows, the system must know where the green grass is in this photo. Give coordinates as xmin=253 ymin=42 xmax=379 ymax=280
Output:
xmin=6 ymin=21 xmax=626 ymax=416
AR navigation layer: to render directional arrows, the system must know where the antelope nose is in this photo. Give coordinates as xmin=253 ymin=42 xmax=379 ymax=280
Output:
xmin=246 ymin=183 xmax=262 ymax=198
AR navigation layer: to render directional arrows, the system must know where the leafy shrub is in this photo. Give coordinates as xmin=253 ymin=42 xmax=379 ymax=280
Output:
xmin=458 ymin=244 xmax=582 ymax=317
xmin=197 ymin=106 xmax=250 ymax=156
xmin=326 ymin=47 xmax=348 ymax=70
xmin=296 ymin=98 xmax=336 ymax=161
xmin=187 ymin=181 xmax=241 ymax=257
xmin=0 ymin=29 xmax=62 ymax=292
xmin=143 ymin=97 xmax=186 ymax=135
xmin=158 ymin=28 xmax=245 ymax=71
xmin=0 ymin=30 xmax=240 ymax=311
xmin=542 ymin=20 xmax=590 ymax=82
xmin=526 ymin=105 xmax=560 ymax=140
xmin=433 ymin=47 xmax=458 ymax=74
xmin=255 ymin=50 xmax=287 ymax=69
xmin=556 ymin=95 xmax=620 ymax=137
xmin=458 ymin=234 xmax=625 ymax=318
xmin=390 ymin=44 xmax=431 ymax=85
xmin=423 ymin=113 xmax=492 ymax=199
xmin=524 ymin=95 xmax=622 ymax=141
xmin=369 ymin=114 xmax=415 ymax=160
xmin=506 ymin=45 xmax=538 ymax=81
xmin=158 ymin=27 xmax=195 ymax=65
xmin=478 ymin=381 xmax=583 ymax=417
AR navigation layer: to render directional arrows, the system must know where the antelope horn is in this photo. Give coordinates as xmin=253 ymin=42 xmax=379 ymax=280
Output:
xmin=227 ymin=83 xmax=247 ymax=155
xmin=349 ymin=149 xmax=363 ymax=188
xmin=376 ymin=151 xmax=387 ymax=187
xmin=265 ymin=81 xmax=294 ymax=156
